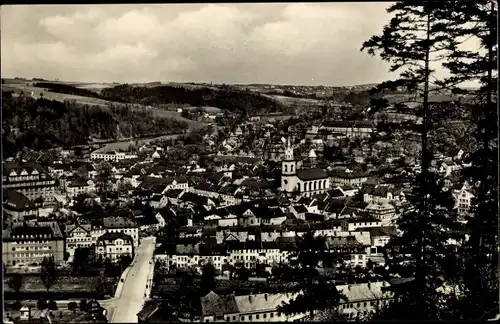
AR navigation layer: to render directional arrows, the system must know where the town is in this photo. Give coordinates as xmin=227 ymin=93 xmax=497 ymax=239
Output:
xmin=2 ymin=2 xmax=498 ymax=324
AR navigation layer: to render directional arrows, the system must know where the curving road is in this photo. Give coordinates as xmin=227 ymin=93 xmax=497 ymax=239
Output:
xmin=107 ymin=236 xmax=156 ymax=323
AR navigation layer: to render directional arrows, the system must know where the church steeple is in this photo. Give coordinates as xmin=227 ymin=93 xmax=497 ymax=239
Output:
xmin=284 ymin=136 xmax=294 ymax=161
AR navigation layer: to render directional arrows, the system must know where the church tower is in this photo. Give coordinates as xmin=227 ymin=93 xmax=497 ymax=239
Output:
xmin=281 ymin=137 xmax=297 ymax=194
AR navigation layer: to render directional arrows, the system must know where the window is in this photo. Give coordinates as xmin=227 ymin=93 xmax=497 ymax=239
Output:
xmin=270 ymin=313 xmax=274 ymax=318
xmin=363 ymin=302 xmax=367 ymax=307
xmin=256 ymin=315 xmax=259 ymax=319
xmin=263 ymin=314 xmax=267 ymax=319
xmin=248 ymin=315 xmax=252 ymax=320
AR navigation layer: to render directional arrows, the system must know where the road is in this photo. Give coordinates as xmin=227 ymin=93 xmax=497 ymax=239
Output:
xmin=107 ymin=237 xmax=156 ymax=323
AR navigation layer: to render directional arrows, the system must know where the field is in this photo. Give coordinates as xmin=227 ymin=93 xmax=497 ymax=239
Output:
xmin=265 ymin=94 xmax=323 ymax=107
xmin=93 ymin=133 xmax=186 ymax=153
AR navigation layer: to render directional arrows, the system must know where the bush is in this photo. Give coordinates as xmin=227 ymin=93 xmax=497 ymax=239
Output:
xmin=68 ymin=301 xmax=78 ymax=313
xmin=79 ymin=299 xmax=88 ymax=312
xmin=12 ymin=301 xmax=22 ymax=310
xmin=47 ymin=300 xmax=58 ymax=311
xmin=37 ymin=298 xmax=47 ymax=310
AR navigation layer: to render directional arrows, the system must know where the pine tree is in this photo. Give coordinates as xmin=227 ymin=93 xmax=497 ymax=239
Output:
xmin=277 ymin=231 xmax=346 ymax=320
xmin=361 ymin=1 xmax=465 ymax=319
xmin=435 ymin=0 xmax=498 ymax=319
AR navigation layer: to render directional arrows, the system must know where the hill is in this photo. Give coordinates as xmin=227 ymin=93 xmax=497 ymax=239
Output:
xmin=99 ymin=84 xmax=288 ymax=115
xmin=1 ymin=91 xmax=189 ymax=157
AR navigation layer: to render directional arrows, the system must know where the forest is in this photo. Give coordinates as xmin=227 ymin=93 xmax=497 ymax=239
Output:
xmin=99 ymin=84 xmax=287 ymax=116
xmin=33 ymin=82 xmax=102 ymax=99
xmin=1 ymin=91 xmax=188 ymax=157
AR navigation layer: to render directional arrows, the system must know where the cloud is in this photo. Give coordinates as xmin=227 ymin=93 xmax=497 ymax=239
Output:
xmin=1 ymin=3 xmax=398 ymax=85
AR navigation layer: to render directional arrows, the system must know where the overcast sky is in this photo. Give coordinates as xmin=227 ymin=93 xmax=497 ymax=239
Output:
xmin=0 ymin=3 xmax=456 ymax=86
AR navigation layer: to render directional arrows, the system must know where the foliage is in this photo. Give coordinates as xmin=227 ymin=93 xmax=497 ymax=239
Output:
xmin=47 ymin=300 xmax=58 ymax=311
xmin=37 ymin=298 xmax=47 ymax=311
xmin=40 ymin=256 xmax=58 ymax=293
xmin=8 ymin=273 xmax=23 ymax=294
xmin=100 ymin=84 xmax=286 ymax=116
xmin=79 ymin=299 xmax=89 ymax=313
xmin=1 ymin=94 xmax=188 ymax=158
xmin=277 ymin=231 xmax=346 ymax=320
xmin=33 ymin=82 xmax=102 ymax=99
xmin=92 ymin=276 xmax=108 ymax=297
xmin=12 ymin=301 xmax=22 ymax=311
xmin=68 ymin=301 xmax=78 ymax=313
xmin=200 ymin=263 xmax=217 ymax=296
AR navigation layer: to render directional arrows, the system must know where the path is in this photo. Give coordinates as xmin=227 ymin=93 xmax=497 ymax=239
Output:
xmin=108 ymin=237 xmax=156 ymax=323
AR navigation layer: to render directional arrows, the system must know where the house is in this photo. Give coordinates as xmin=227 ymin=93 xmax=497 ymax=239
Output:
xmin=2 ymin=189 xmax=39 ymax=223
xmin=365 ymin=203 xmax=396 ymax=226
xmin=65 ymin=223 xmax=93 ymax=257
xmin=66 ymin=178 xmax=96 ymax=198
xmin=361 ymin=226 xmax=396 ymax=265
xmin=90 ymin=151 xmax=138 ymax=162
xmin=96 ymin=232 xmax=134 ymax=262
xmin=2 ymin=221 xmax=65 ymax=268
xmin=328 ymin=169 xmax=368 ymax=187
xmin=452 ymin=183 xmax=475 ymax=216
xmin=336 ymin=281 xmax=393 ymax=320
xmin=91 ymin=216 xmax=139 ymax=247
xmin=341 ymin=217 xmax=383 ymax=232
xmin=200 ymin=291 xmax=305 ymax=322
xmin=439 ymin=160 xmax=461 ymax=177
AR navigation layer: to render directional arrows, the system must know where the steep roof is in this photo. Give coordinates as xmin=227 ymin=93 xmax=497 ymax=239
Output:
xmin=296 ymin=168 xmax=328 ymax=181
xmin=201 ymin=291 xmax=239 ymax=316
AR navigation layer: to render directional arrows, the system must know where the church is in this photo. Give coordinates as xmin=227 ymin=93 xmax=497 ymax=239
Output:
xmin=281 ymin=137 xmax=330 ymax=197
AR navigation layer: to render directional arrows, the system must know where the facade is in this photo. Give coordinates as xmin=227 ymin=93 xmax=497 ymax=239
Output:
xmin=281 ymin=138 xmax=330 ymax=197
xmin=336 ymin=282 xmax=393 ymax=320
xmin=92 ymin=216 xmax=140 ymax=247
xmin=452 ymin=183 xmax=474 ymax=216
xmin=321 ymin=120 xmax=374 ymax=139
xmin=65 ymin=223 xmax=93 ymax=257
xmin=329 ymin=170 xmax=368 ymax=187
xmin=90 ymin=151 xmax=138 ymax=162
xmin=96 ymin=232 xmax=134 ymax=261
xmin=365 ymin=203 xmax=396 ymax=225
xmin=200 ymin=291 xmax=305 ymax=322
xmin=66 ymin=179 xmax=96 ymax=198
xmin=2 ymin=221 xmax=65 ymax=268
xmin=3 ymin=189 xmax=39 ymax=223
xmin=2 ymin=161 xmax=56 ymax=204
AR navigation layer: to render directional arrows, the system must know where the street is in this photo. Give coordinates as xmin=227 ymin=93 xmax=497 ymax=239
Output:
xmin=107 ymin=236 xmax=156 ymax=323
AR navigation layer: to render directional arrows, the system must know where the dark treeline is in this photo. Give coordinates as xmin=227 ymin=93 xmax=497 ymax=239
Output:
xmin=1 ymin=92 xmax=188 ymax=157
xmin=33 ymin=82 xmax=102 ymax=99
xmin=100 ymin=84 xmax=287 ymax=115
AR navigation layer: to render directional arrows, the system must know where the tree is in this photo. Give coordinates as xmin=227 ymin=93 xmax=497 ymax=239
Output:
xmin=68 ymin=301 xmax=78 ymax=314
xmin=361 ymin=1 xmax=466 ymax=319
xmin=47 ymin=300 xmax=58 ymax=311
xmin=435 ymin=0 xmax=498 ymax=319
xmin=200 ymin=262 xmax=217 ymax=296
xmin=12 ymin=301 xmax=22 ymax=311
xmin=79 ymin=299 xmax=89 ymax=313
xmin=8 ymin=273 xmax=23 ymax=295
xmin=277 ymin=231 xmax=346 ymax=320
xmin=72 ymin=247 xmax=90 ymax=275
xmin=37 ymin=298 xmax=47 ymax=311
xmin=92 ymin=275 xmax=108 ymax=298
xmin=40 ymin=256 xmax=58 ymax=293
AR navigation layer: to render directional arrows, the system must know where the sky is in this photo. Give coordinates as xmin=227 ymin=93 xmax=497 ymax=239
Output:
xmin=0 ymin=3 xmax=482 ymax=86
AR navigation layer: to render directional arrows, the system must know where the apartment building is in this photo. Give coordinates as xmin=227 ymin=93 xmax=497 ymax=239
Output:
xmin=96 ymin=232 xmax=134 ymax=261
xmin=91 ymin=216 xmax=139 ymax=247
xmin=336 ymin=281 xmax=393 ymax=320
xmin=65 ymin=223 xmax=93 ymax=257
xmin=90 ymin=151 xmax=138 ymax=162
xmin=66 ymin=178 xmax=96 ymax=198
xmin=3 ymin=161 xmax=56 ymax=205
xmin=2 ymin=221 xmax=65 ymax=268
xmin=329 ymin=169 xmax=368 ymax=187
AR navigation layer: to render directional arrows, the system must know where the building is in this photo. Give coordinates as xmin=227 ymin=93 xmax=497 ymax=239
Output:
xmin=365 ymin=203 xmax=396 ymax=226
xmin=329 ymin=169 xmax=368 ymax=187
xmin=200 ymin=291 xmax=305 ymax=322
xmin=281 ymin=138 xmax=330 ymax=197
xmin=90 ymin=151 xmax=138 ymax=162
xmin=452 ymin=183 xmax=475 ymax=216
xmin=3 ymin=189 xmax=39 ymax=223
xmin=65 ymin=223 xmax=93 ymax=257
xmin=321 ymin=120 xmax=374 ymax=139
xmin=92 ymin=216 xmax=140 ymax=247
xmin=2 ymin=221 xmax=65 ymax=268
xmin=96 ymin=232 xmax=134 ymax=261
xmin=66 ymin=178 xmax=96 ymax=198
xmin=336 ymin=281 xmax=393 ymax=320
xmin=2 ymin=161 xmax=56 ymax=205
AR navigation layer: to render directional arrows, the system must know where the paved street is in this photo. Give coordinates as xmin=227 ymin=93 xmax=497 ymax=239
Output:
xmin=108 ymin=237 xmax=156 ymax=323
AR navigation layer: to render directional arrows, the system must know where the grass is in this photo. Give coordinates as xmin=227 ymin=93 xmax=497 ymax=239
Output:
xmin=3 ymin=275 xmax=112 ymax=293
